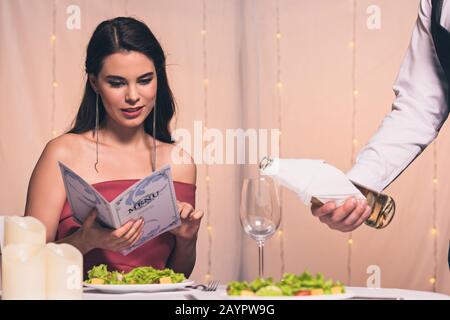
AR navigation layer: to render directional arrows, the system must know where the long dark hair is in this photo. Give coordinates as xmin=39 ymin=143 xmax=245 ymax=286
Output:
xmin=68 ymin=17 xmax=175 ymax=143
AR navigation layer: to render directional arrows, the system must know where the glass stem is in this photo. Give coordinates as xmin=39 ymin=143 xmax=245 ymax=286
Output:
xmin=257 ymin=240 xmax=264 ymax=279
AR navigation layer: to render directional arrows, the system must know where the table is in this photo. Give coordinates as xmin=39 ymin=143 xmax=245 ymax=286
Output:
xmin=82 ymin=285 xmax=450 ymax=300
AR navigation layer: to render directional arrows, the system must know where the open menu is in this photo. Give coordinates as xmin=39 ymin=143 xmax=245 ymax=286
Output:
xmin=58 ymin=162 xmax=180 ymax=255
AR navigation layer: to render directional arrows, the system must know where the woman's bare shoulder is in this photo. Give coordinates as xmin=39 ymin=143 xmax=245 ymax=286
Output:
xmin=41 ymin=133 xmax=85 ymax=163
xmin=158 ymin=143 xmax=196 ymax=185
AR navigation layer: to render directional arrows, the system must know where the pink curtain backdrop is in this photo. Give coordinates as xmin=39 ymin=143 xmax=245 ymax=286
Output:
xmin=0 ymin=0 xmax=448 ymax=293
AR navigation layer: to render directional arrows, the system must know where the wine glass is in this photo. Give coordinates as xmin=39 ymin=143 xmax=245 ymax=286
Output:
xmin=240 ymin=177 xmax=281 ymax=279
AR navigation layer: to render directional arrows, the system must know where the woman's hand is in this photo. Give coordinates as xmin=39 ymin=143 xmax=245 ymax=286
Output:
xmin=169 ymin=201 xmax=204 ymax=241
xmin=78 ymin=209 xmax=144 ymax=253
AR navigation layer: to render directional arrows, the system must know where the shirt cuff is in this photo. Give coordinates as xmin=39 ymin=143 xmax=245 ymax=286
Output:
xmin=346 ymin=163 xmax=386 ymax=193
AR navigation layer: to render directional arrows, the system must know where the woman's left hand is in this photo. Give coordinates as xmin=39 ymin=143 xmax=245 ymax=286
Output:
xmin=169 ymin=201 xmax=204 ymax=241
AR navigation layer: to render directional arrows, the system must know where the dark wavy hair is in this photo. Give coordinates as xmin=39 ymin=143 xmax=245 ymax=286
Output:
xmin=68 ymin=17 xmax=175 ymax=143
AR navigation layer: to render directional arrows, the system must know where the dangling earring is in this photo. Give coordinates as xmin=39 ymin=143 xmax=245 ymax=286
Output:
xmin=151 ymin=101 xmax=157 ymax=172
xmin=94 ymin=93 xmax=100 ymax=173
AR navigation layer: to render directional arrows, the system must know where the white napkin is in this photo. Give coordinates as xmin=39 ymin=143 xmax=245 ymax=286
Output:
xmin=261 ymin=158 xmax=365 ymax=206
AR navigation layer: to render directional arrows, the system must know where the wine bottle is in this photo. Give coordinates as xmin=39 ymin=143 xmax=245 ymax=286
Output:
xmin=259 ymin=156 xmax=395 ymax=229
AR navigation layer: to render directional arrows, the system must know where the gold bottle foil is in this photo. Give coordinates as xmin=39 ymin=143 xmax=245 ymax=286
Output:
xmin=354 ymin=183 xmax=395 ymax=229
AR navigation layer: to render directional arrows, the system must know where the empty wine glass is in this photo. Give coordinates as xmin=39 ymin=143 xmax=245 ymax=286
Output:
xmin=240 ymin=177 xmax=281 ymax=279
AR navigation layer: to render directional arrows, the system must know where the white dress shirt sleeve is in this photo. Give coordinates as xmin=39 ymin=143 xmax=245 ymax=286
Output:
xmin=346 ymin=0 xmax=449 ymax=192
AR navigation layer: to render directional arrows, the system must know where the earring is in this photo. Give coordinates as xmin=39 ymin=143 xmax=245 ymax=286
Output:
xmin=94 ymin=93 xmax=100 ymax=173
xmin=151 ymin=101 xmax=157 ymax=172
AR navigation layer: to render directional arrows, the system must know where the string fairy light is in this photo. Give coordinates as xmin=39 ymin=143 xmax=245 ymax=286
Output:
xmin=50 ymin=0 xmax=57 ymax=137
xmin=348 ymin=0 xmax=358 ymax=286
xmin=201 ymin=0 xmax=213 ymax=283
xmin=254 ymin=0 xmax=261 ymax=147
xmin=275 ymin=0 xmax=286 ymax=276
xmin=431 ymin=141 xmax=438 ymax=292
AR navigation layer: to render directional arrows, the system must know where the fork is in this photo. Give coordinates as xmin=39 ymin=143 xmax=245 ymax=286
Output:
xmin=205 ymin=280 xmax=220 ymax=292
xmin=186 ymin=280 xmax=220 ymax=292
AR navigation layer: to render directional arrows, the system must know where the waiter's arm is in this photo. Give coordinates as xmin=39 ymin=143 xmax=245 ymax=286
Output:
xmin=347 ymin=0 xmax=449 ymax=192
xmin=313 ymin=0 xmax=449 ymax=232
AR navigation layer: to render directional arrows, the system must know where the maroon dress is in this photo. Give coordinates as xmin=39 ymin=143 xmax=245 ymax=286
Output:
xmin=56 ymin=180 xmax=196 ymax=276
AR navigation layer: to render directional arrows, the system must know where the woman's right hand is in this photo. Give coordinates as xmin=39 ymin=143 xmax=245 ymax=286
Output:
xmin=77 ymin=209 xmax=144 ymax=253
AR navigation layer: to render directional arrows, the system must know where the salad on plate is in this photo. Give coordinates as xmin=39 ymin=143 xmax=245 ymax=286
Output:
xmin=85 ymin=264 xmax=186 ymax=285
xmin=227 ymin=272 xmax=346 ymax=297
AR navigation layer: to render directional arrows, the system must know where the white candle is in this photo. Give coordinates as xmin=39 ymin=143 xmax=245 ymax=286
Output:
xmin=4 ymin=216 xmax=46 ymax=246
xmin=1 ymin=244 xmax=46 ymax=300
xmin=46 ymin=243 xmax=83 ymax=300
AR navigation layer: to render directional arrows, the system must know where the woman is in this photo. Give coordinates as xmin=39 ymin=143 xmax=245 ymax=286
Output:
xmin=24 ymin=17 xmax=203 ymax=278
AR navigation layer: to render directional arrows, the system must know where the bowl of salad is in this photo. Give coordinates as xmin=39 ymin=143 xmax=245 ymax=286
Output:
xmin=84 ymin=264 xmax=193 ymax=293
xmin=225 ymin=272 xmax=352 ymax=299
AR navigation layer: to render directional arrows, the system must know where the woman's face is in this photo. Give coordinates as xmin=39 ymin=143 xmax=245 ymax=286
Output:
xmin=91 ymin=50 xmax=157 ymax=129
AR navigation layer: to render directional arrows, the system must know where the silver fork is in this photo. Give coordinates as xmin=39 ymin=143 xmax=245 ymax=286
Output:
xmin=186 ymin=280 xmax=220 ymax=292
xmin=204 ymin=280 xmax=220 ymax=292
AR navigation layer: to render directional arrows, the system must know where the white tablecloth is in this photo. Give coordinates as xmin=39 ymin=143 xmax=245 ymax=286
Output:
xmin=82 ymin=285 xmax=450 ymax=300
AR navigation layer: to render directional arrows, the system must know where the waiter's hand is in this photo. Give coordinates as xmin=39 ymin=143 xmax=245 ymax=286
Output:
xmin=311 ymin=198 xmax=371 ymax=232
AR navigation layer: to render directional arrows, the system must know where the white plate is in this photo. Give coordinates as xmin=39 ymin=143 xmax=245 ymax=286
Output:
xmin=84 ymin=280 xmax=194 ymax=294
xmin=221 ymin=289 xmax=355 ymax=300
